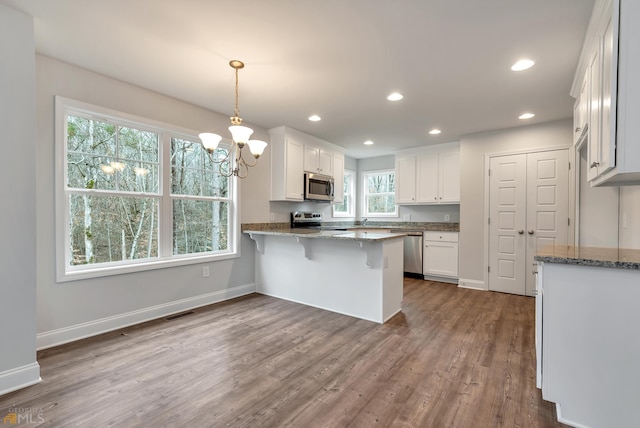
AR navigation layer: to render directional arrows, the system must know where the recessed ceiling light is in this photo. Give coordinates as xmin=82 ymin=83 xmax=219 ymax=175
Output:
xmin=363 ymin=140 xmax=374 ymax=145
xmin=387 ymin=92 xmax=403 ymax=101
xmin=519 ymin=113 xmax=535 ymax=120
xmin=511 ymin=59 xmax=535 ymax=71
xmin=308 ymin=115 xmax=321 ymax=122
xmin=429 ymin=129 xmax=442 ymax=135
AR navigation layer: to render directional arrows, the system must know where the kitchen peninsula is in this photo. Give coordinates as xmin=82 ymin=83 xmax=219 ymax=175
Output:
xmin=244 ymin=227 xmax=406 ymax=323
xmin=534 ymin=245 xmax=640 ymax=428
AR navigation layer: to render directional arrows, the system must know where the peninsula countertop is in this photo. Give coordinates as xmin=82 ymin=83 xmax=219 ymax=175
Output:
xmin=243 ymin=228 xmax=407 ymax=242
xmin=535 ymin=245 xmax=640 ymax=270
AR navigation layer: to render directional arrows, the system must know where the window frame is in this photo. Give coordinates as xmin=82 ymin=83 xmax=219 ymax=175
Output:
xmin=361 ymin=169 xmax=398 ymax=218
xmin=55 ymin=96 xmax=239 ymax=282
xmin=332 ymin=169 xmax=355 ymax=218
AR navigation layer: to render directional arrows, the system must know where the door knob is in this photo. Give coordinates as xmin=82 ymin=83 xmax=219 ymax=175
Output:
xmin=590 ymin=161 xmax=600 ymax=169
xmin=528 ymin=230 xmax=534 ymax=235
xmin=518 ymin=230 xmax=524 ymax=234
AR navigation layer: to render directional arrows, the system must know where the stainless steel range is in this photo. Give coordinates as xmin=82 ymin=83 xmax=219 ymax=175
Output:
xmin=290 ymin=211 xmax=348 ymax=230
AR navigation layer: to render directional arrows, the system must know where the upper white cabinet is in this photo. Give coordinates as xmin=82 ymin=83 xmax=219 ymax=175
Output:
xmin=574 ymin=0 xmax=640 ymax=185
xmin=269 ymin=126 xmax=305 ymax=201
xmin=395 ymin=142 xmax=460 ymax=205
xmin=304 ymin=146 xmax=332 ymax=175
xmin=574 ymin=68 xmax=589 ymax=145
xmin=269 ymin=125 xmax=345 ymax=202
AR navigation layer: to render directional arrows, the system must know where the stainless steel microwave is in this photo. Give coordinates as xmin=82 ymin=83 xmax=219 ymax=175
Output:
xmin=304 ymin=172 xmax=334 ymax=202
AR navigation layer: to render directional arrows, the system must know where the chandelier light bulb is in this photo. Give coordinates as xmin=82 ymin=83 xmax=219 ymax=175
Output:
xmin=199 ymin=133 xmax=222 ymax=152
xmin=247 ymin=140 xmax=268 ymax=158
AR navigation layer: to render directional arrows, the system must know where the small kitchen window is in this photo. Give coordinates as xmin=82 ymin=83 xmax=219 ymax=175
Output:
xmin=362 ymin=170 xmax=397 ymax=217
xmin=333 ymin=170 xmax=355 ymax=218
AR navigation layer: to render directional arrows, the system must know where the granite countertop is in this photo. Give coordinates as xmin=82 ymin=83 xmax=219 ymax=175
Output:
xmin=535 ymin=245 xmax=640 ymax=270
xmin=241 ymin=222 xmax=459 ymax=233
xmin=243 ymin=228 xmax=407 ymax=242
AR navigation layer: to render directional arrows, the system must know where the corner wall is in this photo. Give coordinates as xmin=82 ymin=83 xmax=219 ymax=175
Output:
xmin=0 ymin=5 xmax=40 ymax=394
xmin=34 ymin=55 xmax=261 ymax=349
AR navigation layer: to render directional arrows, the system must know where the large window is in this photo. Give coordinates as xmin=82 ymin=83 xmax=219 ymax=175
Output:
xmin=56 ymin=97 xmax=237 ymax=281
xmin=362 ymin=170 xmax=397 ymax=217
xmin=332 ymin=170 xmax=355 ymax=218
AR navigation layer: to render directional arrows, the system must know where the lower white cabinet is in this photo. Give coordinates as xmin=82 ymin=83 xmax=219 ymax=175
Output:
xmin=423 ymin=232 xmax=458 ymax=282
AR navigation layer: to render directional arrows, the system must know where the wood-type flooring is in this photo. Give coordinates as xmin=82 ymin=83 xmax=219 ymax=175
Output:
xmin=0 ymin=278 xmax=567 ymax=427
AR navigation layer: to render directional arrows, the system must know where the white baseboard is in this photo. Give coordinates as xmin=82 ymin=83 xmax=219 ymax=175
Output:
xmin=457 ymin=278 xmax=487 ymax=291
xmin=555 ymin=402 xmax=591 ymax=428
xmin=36 ymin=283 xmax=256 ymax=350
xmin=0 ymin=362 xmax=41 ymax=396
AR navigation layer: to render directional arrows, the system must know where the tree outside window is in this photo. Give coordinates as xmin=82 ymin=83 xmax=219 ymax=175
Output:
xmin=57 ymin=97 xmax=236 ymax=281
xmin=363 ymin=170 xmax=397 ymax=217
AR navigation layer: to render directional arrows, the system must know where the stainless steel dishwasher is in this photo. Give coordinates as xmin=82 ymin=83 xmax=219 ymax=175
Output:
xmin=403 ymin=231 xmax=423 ymax=276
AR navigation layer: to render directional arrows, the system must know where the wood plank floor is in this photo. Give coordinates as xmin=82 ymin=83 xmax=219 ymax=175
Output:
xmin=1 ymin=279 xmax=566 ymax=427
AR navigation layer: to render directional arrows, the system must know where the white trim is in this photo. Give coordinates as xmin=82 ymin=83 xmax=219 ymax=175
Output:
xmin=457 ymin=278 xmax=487 ymax=291
xmin=555 ymin=403 xmax=592 ymax=428
xmin=36 ymin=283 xmax=256 ymax=350
xmin=332 ymin=169 xmax=355 ymax=218
xmin=483 ymin=145 xmax=573 ymax=292
xmin=361 ymin=169 xmax=399 ymax=218
xmin=0 ymin=363 xmax=41 ymax=396
xmin=55 ymin=96 xmax=239 ymax=282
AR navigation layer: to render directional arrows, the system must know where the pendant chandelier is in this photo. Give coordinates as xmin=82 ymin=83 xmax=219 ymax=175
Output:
xmin=199 ymin=60 xmax=267 ymax=179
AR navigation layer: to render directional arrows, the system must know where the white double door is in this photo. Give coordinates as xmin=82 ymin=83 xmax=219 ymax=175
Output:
xmin=489 ymin=149 xmax=569 ymax=296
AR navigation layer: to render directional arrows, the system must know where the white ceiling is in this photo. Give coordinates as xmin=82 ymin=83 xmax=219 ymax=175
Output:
xmin=3 ymin=0 xmax=594 ymax=158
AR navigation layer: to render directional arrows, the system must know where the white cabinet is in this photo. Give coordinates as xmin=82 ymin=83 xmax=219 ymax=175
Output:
xmin=304 ymin=146 xmax=332 ymax=175
xmin=536 ymin=260 xmax=640 ymax=427
xmin=269 ymin=125 xmax=345 ymax=202
xmin=576 ymin=0 xmax=640 ymax=186
xmin=395 ymin=142 xmax=460 ymax=205
xmin=423 ymin=231 xmax=458 ymax=282
xmin=573 ymin=69 xmax=589 ymax=145
xmin=332 ymin=152 xmax=345 ymax=204
xmin=269 ymin=126 xmax=304 ymax=201
xmin=395 ymin=155 xmax=417 ymax=203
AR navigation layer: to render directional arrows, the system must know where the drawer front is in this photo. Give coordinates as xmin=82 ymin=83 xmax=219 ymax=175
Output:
xmin=423 ymin=231 xmax=459 ymax=242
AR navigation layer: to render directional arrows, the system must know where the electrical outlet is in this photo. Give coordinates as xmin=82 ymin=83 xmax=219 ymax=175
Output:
xmin=269 ymin=212 xmax=275 ymax=222
xmin=202 ymin=266 xmax=210 ymax=278
xmin=444 ymin=214 xmax=450 ymax=222
xmin=403 ymin=214 xmax=411 ymax=222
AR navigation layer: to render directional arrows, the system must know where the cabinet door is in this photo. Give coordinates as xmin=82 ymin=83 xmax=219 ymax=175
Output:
xmin=599 ymin=11 xmax=616 ymax=176
xmin=285 ymin=138 xmax=305 ymax=200
xmin=587 ymin=47 xmax=601 ymax=181
xmin=423 ymin=241 xmax=459 ymax=277
xmin=332 ymin=153 xmax=345 ymax=204
xmin=416 ymin=153 xmax=438 ymax=203
xmin=578 ymin=68 xmax=589 ymax=136
xmin=303 ymin=146 xmax=319 ymax=173
xmin=318 ymin=150 xmax=332 ymax=175
xmin=438 ymin=150 xmax=460 ymax=203
xmin=395 ymin=156 xmax=417 ymax=204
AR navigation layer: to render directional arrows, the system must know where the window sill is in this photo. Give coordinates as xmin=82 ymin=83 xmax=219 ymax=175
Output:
xmin=57 ymin=251 xmax=240 ymax=283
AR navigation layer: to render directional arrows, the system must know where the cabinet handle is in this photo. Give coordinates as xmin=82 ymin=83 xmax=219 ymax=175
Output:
xmin=518 ymin=230 xmax=524 ymax=234
xmin=575 ymin=127 xmax=581 ymax=133
xmin=528 ymin=230 xmax=534 ymax=235
xmin=590 ymin=161 xmax=600 ymax=169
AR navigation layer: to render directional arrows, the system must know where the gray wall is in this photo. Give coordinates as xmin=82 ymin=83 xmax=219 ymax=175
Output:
xmin=35 ymin=56 xmax=262 ymax=348
xmin=458 ymin=119 xmax=573 ymax=285
xmin=0 ymin=5 xmax=40 ymax=394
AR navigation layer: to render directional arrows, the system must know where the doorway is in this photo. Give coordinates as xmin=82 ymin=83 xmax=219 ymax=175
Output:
xmin=488 ymin=149 xmax=569 ymax=296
